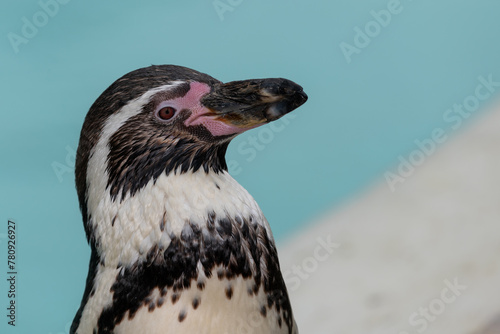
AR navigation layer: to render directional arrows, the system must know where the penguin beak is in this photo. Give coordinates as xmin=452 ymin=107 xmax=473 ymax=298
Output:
xmin=199 ymin=78 xmax=308 ymax=133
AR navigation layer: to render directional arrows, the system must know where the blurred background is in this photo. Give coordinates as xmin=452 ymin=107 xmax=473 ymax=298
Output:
xmin=1 ymin=0 xmax=499 ymax=333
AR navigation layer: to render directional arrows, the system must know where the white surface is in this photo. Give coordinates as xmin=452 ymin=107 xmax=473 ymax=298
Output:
xmin=279 ymin=103 xmax=500 ymax=334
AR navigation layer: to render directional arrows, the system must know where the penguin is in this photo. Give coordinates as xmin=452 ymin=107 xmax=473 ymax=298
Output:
xmin=71 ymin=65 xmax=307 ymax=334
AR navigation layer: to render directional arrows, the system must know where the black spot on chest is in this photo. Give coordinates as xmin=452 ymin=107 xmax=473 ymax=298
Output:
xmin=192 ymin=297 xmax=200 ymax=309
xmin=178 ymin=310 xmax=187 ymax=322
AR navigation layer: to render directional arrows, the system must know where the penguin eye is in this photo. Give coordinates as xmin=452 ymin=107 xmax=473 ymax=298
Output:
xmin=157 ymin=106 xmax=176 ymax=120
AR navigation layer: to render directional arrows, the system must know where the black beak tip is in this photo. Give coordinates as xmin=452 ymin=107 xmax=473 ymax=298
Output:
xmin=281 ymin=79 xmax=307 ymax=107
xmin=261 ymin=80 xmax=308 ymax=122
xmin=295 ymin=88 xmax=308 ymax=107
xmin=286 ymin=81 xmax=307 ymax=112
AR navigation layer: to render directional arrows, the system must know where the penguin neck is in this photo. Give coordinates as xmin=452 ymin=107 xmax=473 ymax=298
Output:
xmin=87 ymin=169 xmax=271 ymax=268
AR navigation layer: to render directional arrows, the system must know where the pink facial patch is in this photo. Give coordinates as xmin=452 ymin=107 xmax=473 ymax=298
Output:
xmin=161 ymin=82 xmax=211 ymax=114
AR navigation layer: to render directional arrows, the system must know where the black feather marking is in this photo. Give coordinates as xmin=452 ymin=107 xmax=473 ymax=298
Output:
xmin=225 ymin=285 xmax=233 ymax=299
xmin=148 ymin=302 xmax=155 ymax=312
xmin=260 ymin=305 xmax=267 ymax=317
xmin=207 ymin=211 xmax=216 ymax=230
xmin=217 ymin=268 xmax=224 ymax=280
xmin=178 ymin=310 xmax=187 ymax=322
xmin=192 ymin=297 xmax=200 ymax=310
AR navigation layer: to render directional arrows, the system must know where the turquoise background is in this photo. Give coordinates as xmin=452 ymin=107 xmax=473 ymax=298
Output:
xmin=1 ymin=0 xmax=500 ymax=333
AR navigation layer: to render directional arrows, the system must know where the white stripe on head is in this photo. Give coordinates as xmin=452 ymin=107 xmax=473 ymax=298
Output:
xmin=86 ymin=82 xmax=183 ymax=255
